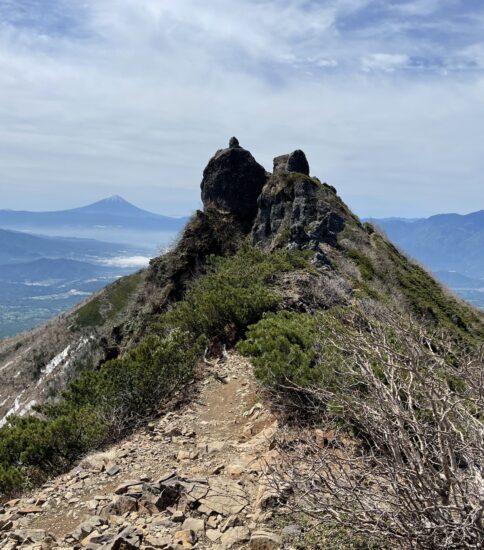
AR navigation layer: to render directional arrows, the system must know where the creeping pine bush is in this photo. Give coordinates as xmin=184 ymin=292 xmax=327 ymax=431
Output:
xmin=162 ymin=245 xmax=311 ymax=342
xmin=59 ymin=331 xmax=203 ymax=435
xmin=238 ymin=311 xmax=321 ymax=387
xmin=238 ymin=310 xmax=351 ymax=394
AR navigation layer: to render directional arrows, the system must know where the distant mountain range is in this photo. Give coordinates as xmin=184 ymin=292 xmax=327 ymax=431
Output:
xmin=0 ymin=195 xmax=189 ymax=233
xmin=0 ymin=228 xmax=149 ymax=338
xmin=370 ymin=210 xmax=484 ymax=278
xmin=370 ymin=210 xmax=484 ymax=308
xmin=0 ymin=227 xmax=140 ymax=265
xmin=0 ymin=195 xmax=189 ymax=339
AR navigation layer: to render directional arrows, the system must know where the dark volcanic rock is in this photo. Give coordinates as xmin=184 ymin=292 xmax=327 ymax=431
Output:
xmin=287 ymin=149 xmax=310 ymax=175
xmin=252 ymin=158 xmax=347 ymax=250
xmin=273 ymin=150 xmax=310 ymax=176
xmin=200 ymin=138 xmax=267 ymax=223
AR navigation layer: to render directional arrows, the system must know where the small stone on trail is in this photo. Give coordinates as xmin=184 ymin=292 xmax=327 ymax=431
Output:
xmin=106 ymin=464 xmax=121 ymax=476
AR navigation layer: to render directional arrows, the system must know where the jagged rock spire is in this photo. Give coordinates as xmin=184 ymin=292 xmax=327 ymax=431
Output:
xmin=200 ymin=138 xmax=267 ymax=223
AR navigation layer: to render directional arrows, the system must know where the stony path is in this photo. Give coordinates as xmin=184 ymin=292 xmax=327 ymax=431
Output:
xmin=0 ymin=353 xmax=284 ymax=550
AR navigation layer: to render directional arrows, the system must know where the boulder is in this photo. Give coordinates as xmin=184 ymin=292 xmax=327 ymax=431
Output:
xmin=174 ymin=529 xmax=196 ymax=549
xmin=181 ymin=517 xmax=205 ymax=535
xmin=101 ymin=495 xmax=138 ymax=516
xmin=106 ymin=465 xmax=121 ymax=477
xmin=114 ymin=479 xmax=143 ymax=495
xmin=287 ymin=149 xmax=309 ymax=175
xmin=141 ymin=478 xmax=182 ymax=511
xmin=101 ymin=525 xmax=142 ymax=550
xmin=273 ymin=150 xmax=309 ymax=176
xmin=71 ymin=516 xmax=106 ymax=541
xmin=229 ymin=136 xmax=240 ymax=148
xmin=220 ymin=526 xmax=251 ymax=549
xmin=273 ymin=154 xmax=290 ymax=174
xmin=10 ymin=529 xmax=48 ymax=543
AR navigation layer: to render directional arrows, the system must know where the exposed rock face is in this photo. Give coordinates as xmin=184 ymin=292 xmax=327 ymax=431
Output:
xmin=200 ymin=139 xmax=343 ymax=251
xmin=273 ymin=149 xmax=309 ymax=176
xmin=287 ymin=149 xmax=310 ymax=175
xmin=200 ymin=138 xmax=267 ymax=223
xmin=252 ymin=162 xmax=346 ymax=250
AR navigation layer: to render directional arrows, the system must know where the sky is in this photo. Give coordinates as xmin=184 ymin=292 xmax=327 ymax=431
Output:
xmin=1 ymin=0 xmax=484 ymax=218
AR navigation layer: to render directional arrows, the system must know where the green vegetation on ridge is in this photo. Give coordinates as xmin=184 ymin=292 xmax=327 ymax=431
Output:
xmin=0 ymin=246 xmax=309 ymax=497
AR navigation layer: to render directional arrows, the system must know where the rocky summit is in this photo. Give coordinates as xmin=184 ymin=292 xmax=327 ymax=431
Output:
xmin=199 ymin=137 xmax=345 ymax=250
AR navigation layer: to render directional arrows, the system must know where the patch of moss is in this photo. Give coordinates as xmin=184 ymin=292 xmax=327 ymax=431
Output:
xmin=76 ymin=297 xmax=103 ymax=328
xmin=104 ymin=272 xmax=142 ymax=319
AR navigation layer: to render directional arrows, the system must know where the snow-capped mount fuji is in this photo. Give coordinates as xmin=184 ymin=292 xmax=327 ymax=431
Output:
xmin=0 ymin=196 xmax=189 ymax=232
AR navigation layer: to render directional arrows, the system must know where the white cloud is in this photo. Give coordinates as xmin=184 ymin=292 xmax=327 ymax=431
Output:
xmin=361 ymin=53 xmax=410 ymax=72
xmin=0 ymin=0 xmax=483 ymax=218
xmin=390 ymin=0 xmax=442 ymax=17
xmin=99 ymin=256 xmax=151 ymax=268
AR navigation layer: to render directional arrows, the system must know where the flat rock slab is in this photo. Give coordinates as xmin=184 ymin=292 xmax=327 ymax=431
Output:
xmin=199 ymin=477 xmax=249 ymax=516
xmin=220 ymin=526 xmax=251 ymax=549
xmin=17 ymin=507 xmax=43 ymax=515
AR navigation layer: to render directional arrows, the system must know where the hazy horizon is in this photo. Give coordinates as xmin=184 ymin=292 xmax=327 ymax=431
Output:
xmin=1 ymin=192 xmax=484 ymax=221
xmin=1 ymin=1 xmax=484 ymax=218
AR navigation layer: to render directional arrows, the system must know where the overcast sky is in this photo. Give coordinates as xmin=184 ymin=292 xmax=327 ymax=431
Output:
xmin=1 ymin=0 xmax=484 ymax=218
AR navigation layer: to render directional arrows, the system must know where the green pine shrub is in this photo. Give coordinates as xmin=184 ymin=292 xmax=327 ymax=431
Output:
xmin=238 ymin=311 xmax=322 ymax=387
xmin=162 ymin=244 xmax=311 ymax=342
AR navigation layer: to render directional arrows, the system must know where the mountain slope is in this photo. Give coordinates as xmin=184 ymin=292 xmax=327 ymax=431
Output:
xmin=0 ymin=139 xmax=482 ymax=549
xmin=1 ymin=137 xmax=481 ymax=441
xmin=0 ymin=196 xmax=188 ymax=232
xmin=371 ymin=210 xmax=484 ymax=278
